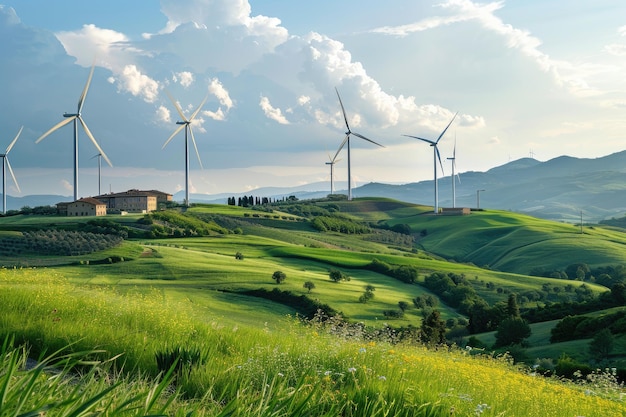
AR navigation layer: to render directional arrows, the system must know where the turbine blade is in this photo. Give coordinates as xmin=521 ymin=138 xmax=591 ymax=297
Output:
xmin=162 ymin=124 xmax=186 ymax=149
xmin=435 ymin=146 xmax=445 ymax=176
xmin=165 ymin=90 xmax=188 ymax=122
xmin=6 ymin=126 xmax=23 ymax=154
xmin=78 ymin=62 xmax=96 ymax=114
xmin=333 ymin=134 xmax=349 ymax=162
xmin=79 ymin=117 xmax=113 ymax=166
xmin=5 ymin=157 xmax=20 ymax=193
xmin=435 ymin=111 xmax=458 ymax=144
xmin=189 ymin=93 xmax=209 ymax=121
xmin=352 ymin=132 xmax=384 ymax=148
xmin=335 ymin=87 xmax=351 ymax=131
xmin=35 ymin=117 xmax=75 ymax=143
xmin=90 ymin=153 xmax=101 ymax=160
xmin=188 ymin=126 xmax=204 ymax=169
xmin=402 ymin=134 xmax=435 ymax=145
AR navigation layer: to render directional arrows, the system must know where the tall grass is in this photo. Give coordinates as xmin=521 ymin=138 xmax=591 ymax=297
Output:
xmin=1 ymin=267 xmax=625 ymax=416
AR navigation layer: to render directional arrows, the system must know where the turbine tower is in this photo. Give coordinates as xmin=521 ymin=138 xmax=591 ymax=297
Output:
xmin=403 ymin=112 xmax=457 ymax=214
xmin=325 ymin=152 xmax=341 ymax=195
xmin=447 ymin=137 xmax=460 ymax=208
xmin=91 ymin=153 xmax=102 ymax=196
xmin=162 ymin=91 xmax=208 ymax=207
xmin=35 ymin=63 xmax=112 ymax=201
xmin=333 ymin=87 xmax=384 ymax=201
xmin=0 ymin=126 xmax=22 ymax=214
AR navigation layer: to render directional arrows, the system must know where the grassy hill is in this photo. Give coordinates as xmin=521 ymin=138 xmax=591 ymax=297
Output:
xmin=1 ymin=197 xmax=626 ymax=414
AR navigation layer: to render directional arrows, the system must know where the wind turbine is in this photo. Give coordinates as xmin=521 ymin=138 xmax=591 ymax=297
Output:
xmin=325 ymin=152 xmax=341 ymax=195
xmin=447 ymin=137 xmax=460 ymax=208
xmin=1 ymin=126 xmax=22 ymax=214
xmin=91 ymin=153 xmax=102 ymax=196
xmin=35 ymin=63 xmax=112 ymax=201
xmin=162 ymin=91 xmax=208 ymax=207
xmin=332 ymin=87 xmax=384 ymax=201
xmin=403 ymin=112 xmax=457 ymax=214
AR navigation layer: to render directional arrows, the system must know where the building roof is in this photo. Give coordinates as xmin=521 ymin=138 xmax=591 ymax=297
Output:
xmin=94 ymin=189 xmax=171 ymax=199
xmin=75 ymin=197 xmax=107 ymax=206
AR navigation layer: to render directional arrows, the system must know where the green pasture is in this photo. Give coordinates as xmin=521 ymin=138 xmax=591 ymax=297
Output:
xmin=1 ymin=267 xmax=625 ymax=416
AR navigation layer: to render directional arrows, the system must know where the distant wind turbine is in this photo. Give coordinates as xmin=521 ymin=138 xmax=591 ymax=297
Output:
xmin=1 ymin=126 xmax=22 ymax=214
xmin=162 ymin=91 xmax=209 ymax=207
xmin=325 ymin=152 xmax=341 ymax=195
xmin=35 ymin=63 xmax=112 ymax=201
xmin=91 ymin=153 xmax=102 ymax=196
xmin=447 ymin=136 xmax=460 ymax=208
xmin=403 ymin=112 xmax=458 ymax=214
xmin=333 ymin=87 xmax=384 ymax=201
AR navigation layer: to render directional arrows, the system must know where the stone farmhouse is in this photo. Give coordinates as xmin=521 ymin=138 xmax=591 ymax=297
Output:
xmin=57 ymin=189 xmax=172 ymax=216
xmin=58 ymin=197 xmax=107 ymax=217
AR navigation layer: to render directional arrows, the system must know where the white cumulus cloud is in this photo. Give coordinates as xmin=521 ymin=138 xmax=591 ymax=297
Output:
xmin=259 ymin=96 xmax=289 ymax=124
xmin=117 ymin=64 xmax=160 ymax=103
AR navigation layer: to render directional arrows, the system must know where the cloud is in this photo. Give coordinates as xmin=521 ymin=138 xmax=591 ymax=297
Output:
xmin=208 ymin=78 xmax=233 ymax=109
xmin=173 ymin=71 xmax=194 ymax=87
xmin=155 ymin=105 xmax=171 ymax=124
xmin=259 ymin=96 xmax=289 ymax=124
xmin=115 ymin=64 xmax=160 ymax=102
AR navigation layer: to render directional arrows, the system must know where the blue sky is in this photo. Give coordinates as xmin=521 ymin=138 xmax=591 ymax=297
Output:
xmin=0 ymin=0 xmax=625 ymax=201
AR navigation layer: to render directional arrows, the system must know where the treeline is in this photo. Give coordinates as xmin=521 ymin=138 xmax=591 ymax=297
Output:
xmin=226 ymin=195 xmax=297 ymax=207
xmin=530 ymin=262 xmax=626 ymax=287
xmin=365 ymin=258 xmax=418 ymax=283
xmin=0 ymin=229 xmax=122 ymax=256
xmin=311 ymin=216 xmax=370 ymax=234
xmin=241 ymin=288 xmax=339 ymax=320
xmin=551 ymin=310 xmax=626 ymax=343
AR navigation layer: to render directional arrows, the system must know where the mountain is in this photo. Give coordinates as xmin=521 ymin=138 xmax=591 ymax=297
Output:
xmin=189 ymin=151 xmax=626 ymax=222
xmin=7 ymin=150 xmax=626 ymax=222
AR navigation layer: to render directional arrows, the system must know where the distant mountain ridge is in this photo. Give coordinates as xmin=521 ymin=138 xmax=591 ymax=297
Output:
xmin=8 ymin=150 xmax=626 ymax=222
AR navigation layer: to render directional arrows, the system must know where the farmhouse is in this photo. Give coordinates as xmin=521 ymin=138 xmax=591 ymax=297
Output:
xmin=64 ymin=198 xmax=107 ymax=217
xmin=94 ymin=189 xmax=172 ymax=213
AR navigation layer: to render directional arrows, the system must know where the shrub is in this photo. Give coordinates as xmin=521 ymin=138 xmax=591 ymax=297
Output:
xmin=272 ymin=270 xmax=286 ymax=284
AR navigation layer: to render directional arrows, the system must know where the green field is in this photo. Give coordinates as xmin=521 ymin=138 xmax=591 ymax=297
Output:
xmin=1 ymin=198 xmax=626 ymax=415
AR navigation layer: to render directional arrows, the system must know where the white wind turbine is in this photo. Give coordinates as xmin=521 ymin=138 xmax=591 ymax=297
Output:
xmin=91 ymin=153 xmax=102 ymax=196
xmin=325 ymin=152 xmax=342 ymax=195
xmin=35 ymin=64 xmax=112 ymax=201
xmin=447 ymin=137 xmax=460 ymax=208
xmin=162 ymin=91 xmax=209 ymax=207
xmin=403 ymin=112 xmax=457 ymax=214
xmin=1 ymin=126 xmax=22 ymax=214
xmin=332 ymin=87 xmax=384 ymax=201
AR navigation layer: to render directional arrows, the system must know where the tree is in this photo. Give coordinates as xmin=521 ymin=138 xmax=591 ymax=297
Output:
xmin=359 ymin=285 xmax=376 ymax=303
xmin=235 ymin=251 xmax=244 ymax=260
xmin=589 ymin=329 xmax=614 ymax=361
xmin=329 ymin=269 xmax=349 ymax=282
xmin=272 ymin=270 xmax=286 ymax=284
xmin=494 ymin=317 xmax=531 ymax=347
xmin=420 ymin=310 xmax=447 ymax=346
xmin=303 ymin=281 xmax=316 ymax=293
xmin=506 ymin=293 xmax=520 ymax=318
xmin=398 ymin=301 xmax=409 ymax=312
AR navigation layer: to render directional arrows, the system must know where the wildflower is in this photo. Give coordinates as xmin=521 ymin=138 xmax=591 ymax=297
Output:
xmin=359 ymin=347 xmax=366 ymax=354
xmin=324 ymin=370 xmax=332 ymax=376
xmin=277 ymin=372 xmax=284 ymax=377
xmin=348 ymin=367 xmax=357 ymax=373
xmin=378 ymin=375 xmax=387 ymax=381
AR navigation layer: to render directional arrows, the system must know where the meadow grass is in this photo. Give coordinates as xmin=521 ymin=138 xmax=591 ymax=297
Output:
xmin=1 ymin=267 xmax=625 ymax=416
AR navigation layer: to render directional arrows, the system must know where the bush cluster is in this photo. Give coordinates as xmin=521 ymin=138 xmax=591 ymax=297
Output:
xmin=365 ymin=258 xmax=418 ymax=284
xmin=311 ymin=216 xmax=370 ymax=234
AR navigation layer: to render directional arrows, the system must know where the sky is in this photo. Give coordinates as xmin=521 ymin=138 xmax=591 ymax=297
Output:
xmin=0 ymin=0 xmax=625 ymax=201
